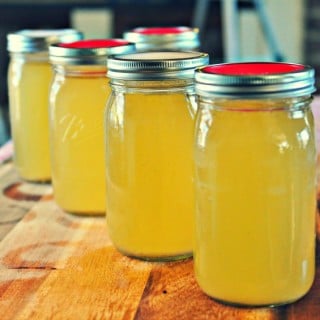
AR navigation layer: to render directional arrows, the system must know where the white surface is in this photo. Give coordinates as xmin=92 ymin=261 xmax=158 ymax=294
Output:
xmin=71 ymin=8 xmax=113 ymax=39
xmin=240 ymin=0 xmax=303 ymax=62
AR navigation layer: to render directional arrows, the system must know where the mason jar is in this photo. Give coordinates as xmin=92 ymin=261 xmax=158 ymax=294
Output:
xmin=106 ymin=51 xmax=209 ymax=260
xmin=7 ymin=29 xmax=83 ymax=182
xmin=123 ymin=26 xmax=200 ymax=51
xmin=49 ymin=39 xmax=135 ymax=215
xmin=194 ymin=62 xmax=317 ymax=306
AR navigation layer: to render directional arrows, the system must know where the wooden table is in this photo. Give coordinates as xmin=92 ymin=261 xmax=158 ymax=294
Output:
xmin=1 ymin=100 xmax=320 ymax=320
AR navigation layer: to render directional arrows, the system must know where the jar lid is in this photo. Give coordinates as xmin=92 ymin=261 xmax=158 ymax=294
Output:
xmin=49 ymin=39 xmax=136 ymax=65
xmin=7 ymin=29 xmax=83 ymax=53
xmin=195 ymin=62 xmax=316 ymax=98
xmin=107 ymin=51 xmax=209 ymax=80
xmin=123 ymin=26 xmax=200 ymax=51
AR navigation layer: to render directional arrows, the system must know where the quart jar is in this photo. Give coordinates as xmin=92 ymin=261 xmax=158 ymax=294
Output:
xmin=106 ymin=51 xmax=209 ymax=260
xmin=194 ymin=62 xmax=317 ymax=307
xmin=7 ymin=29 xmax=83 ymax=182
xmin=49 ymin=39 xmax=135 ymax=215
xmin=123 ymin=26 xmax=200 ymax=51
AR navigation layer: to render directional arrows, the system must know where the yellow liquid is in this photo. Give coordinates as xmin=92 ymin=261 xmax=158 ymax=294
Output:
xmin=106 ymin=92 xmax=195 ymax=259
xmin=194 ymin=100 xmax=316 ymax=306
xmin=8 ymin=60 xmax=51 ymax=181
xmin=49 ymin=71 xmax=108 ymax=214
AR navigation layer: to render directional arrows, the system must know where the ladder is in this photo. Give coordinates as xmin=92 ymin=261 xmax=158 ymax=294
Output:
xmin=192 ymin=0 xmax=284 ymax=62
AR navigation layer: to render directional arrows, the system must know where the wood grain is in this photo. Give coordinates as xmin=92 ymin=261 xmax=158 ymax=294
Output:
xmin=0 ymin=163 xmax=52 ymax=240
xmin=134 ymin=259 xmax=279 ymax=320
xmin=0 ymin=191 xmax=318 ymax=319
xmin=15 ymin=248 xmax=152 ymax=320
xmin=0 ymin=97 xmax=319 ymax=319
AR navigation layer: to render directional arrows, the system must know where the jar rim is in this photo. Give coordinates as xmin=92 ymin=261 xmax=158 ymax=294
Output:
xmin=107 ymin=51 xmax=209 ymax=80
xmin=127 ymin=26 xmax=197 ymax=35
xmin=7 ymin=29 xmax=83 ymax=53
xmin=123 ymin=26 xmax=200 ymax=51
xmin=49 ymin=39 xmax=136 ymax=65
xmin=195 ymin=62 xmax=316 ymax=98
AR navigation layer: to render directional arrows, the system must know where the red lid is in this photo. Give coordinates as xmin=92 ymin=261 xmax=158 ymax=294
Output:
xmin=203 ymin=62 xmax=305 ymax=75
xmin=133 ymin=27 xmax=191 ymax=35
xmin=59 ymin=39 xmax=130 ymax=49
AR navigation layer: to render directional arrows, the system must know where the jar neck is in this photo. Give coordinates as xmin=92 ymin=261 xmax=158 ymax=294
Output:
xmin=110 ymin=78 xmax=195 ymax=93
xmin=53 ymin=64 xmax=107 ymax=78
xmin=10 ymin=52 xmax=48 ymax=63
xmin=198 ymin=96 xmax=313 ymax=111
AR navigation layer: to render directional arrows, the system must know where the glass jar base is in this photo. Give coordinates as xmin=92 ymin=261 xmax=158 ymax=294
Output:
xmin=117 ymin=248 xmax=193 ymax=262
xmin=206 ymin=294 xmax=304 ymax=308
xmin=21 ymin=177 xmax=51 ymax=184
xmin=62 ymin=209 xmax=105 ymax=217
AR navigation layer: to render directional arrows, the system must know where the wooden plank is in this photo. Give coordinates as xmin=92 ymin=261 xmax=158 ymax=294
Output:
xmin=0 ymin=199 xmax=152 ymax=319
xmin=0 ymin=223 xmax=16 ymax=240
xmin=135 ymin=259 xmax=280 ymax=320
xmin=0 ymin=269 xmax=49 ymax=320
xmin=286 ymin=277 xmax=320 ymax=320
xmin=16 ymin=248 xmax=152 ymax=320
xmin=0 ymin=201 xmax=109 ymax=269
xmin=0 ymin=162 xmax=52 ymax=240
xmin=0 ymin=196 xmax=302 ymax=320
xmin=0 ymin=97 xmax=319 ymax=319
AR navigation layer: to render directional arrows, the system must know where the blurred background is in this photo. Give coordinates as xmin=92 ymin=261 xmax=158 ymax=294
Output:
xmin=0 ymin=0 xmax=315 ymax=145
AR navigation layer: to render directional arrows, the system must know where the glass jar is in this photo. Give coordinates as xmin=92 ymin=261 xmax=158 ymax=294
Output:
xmin=7 ymin=29 xmax=83 ymax=182
xmin=106 ymin=51 xmax=209 ymax=261
xmin=49 ymin=39 xmax=135 ymax=215
xmin=123 ymin=26 xmax=200 ymax=51
xmin=194 ymin=62 xmax=317 ymax=306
